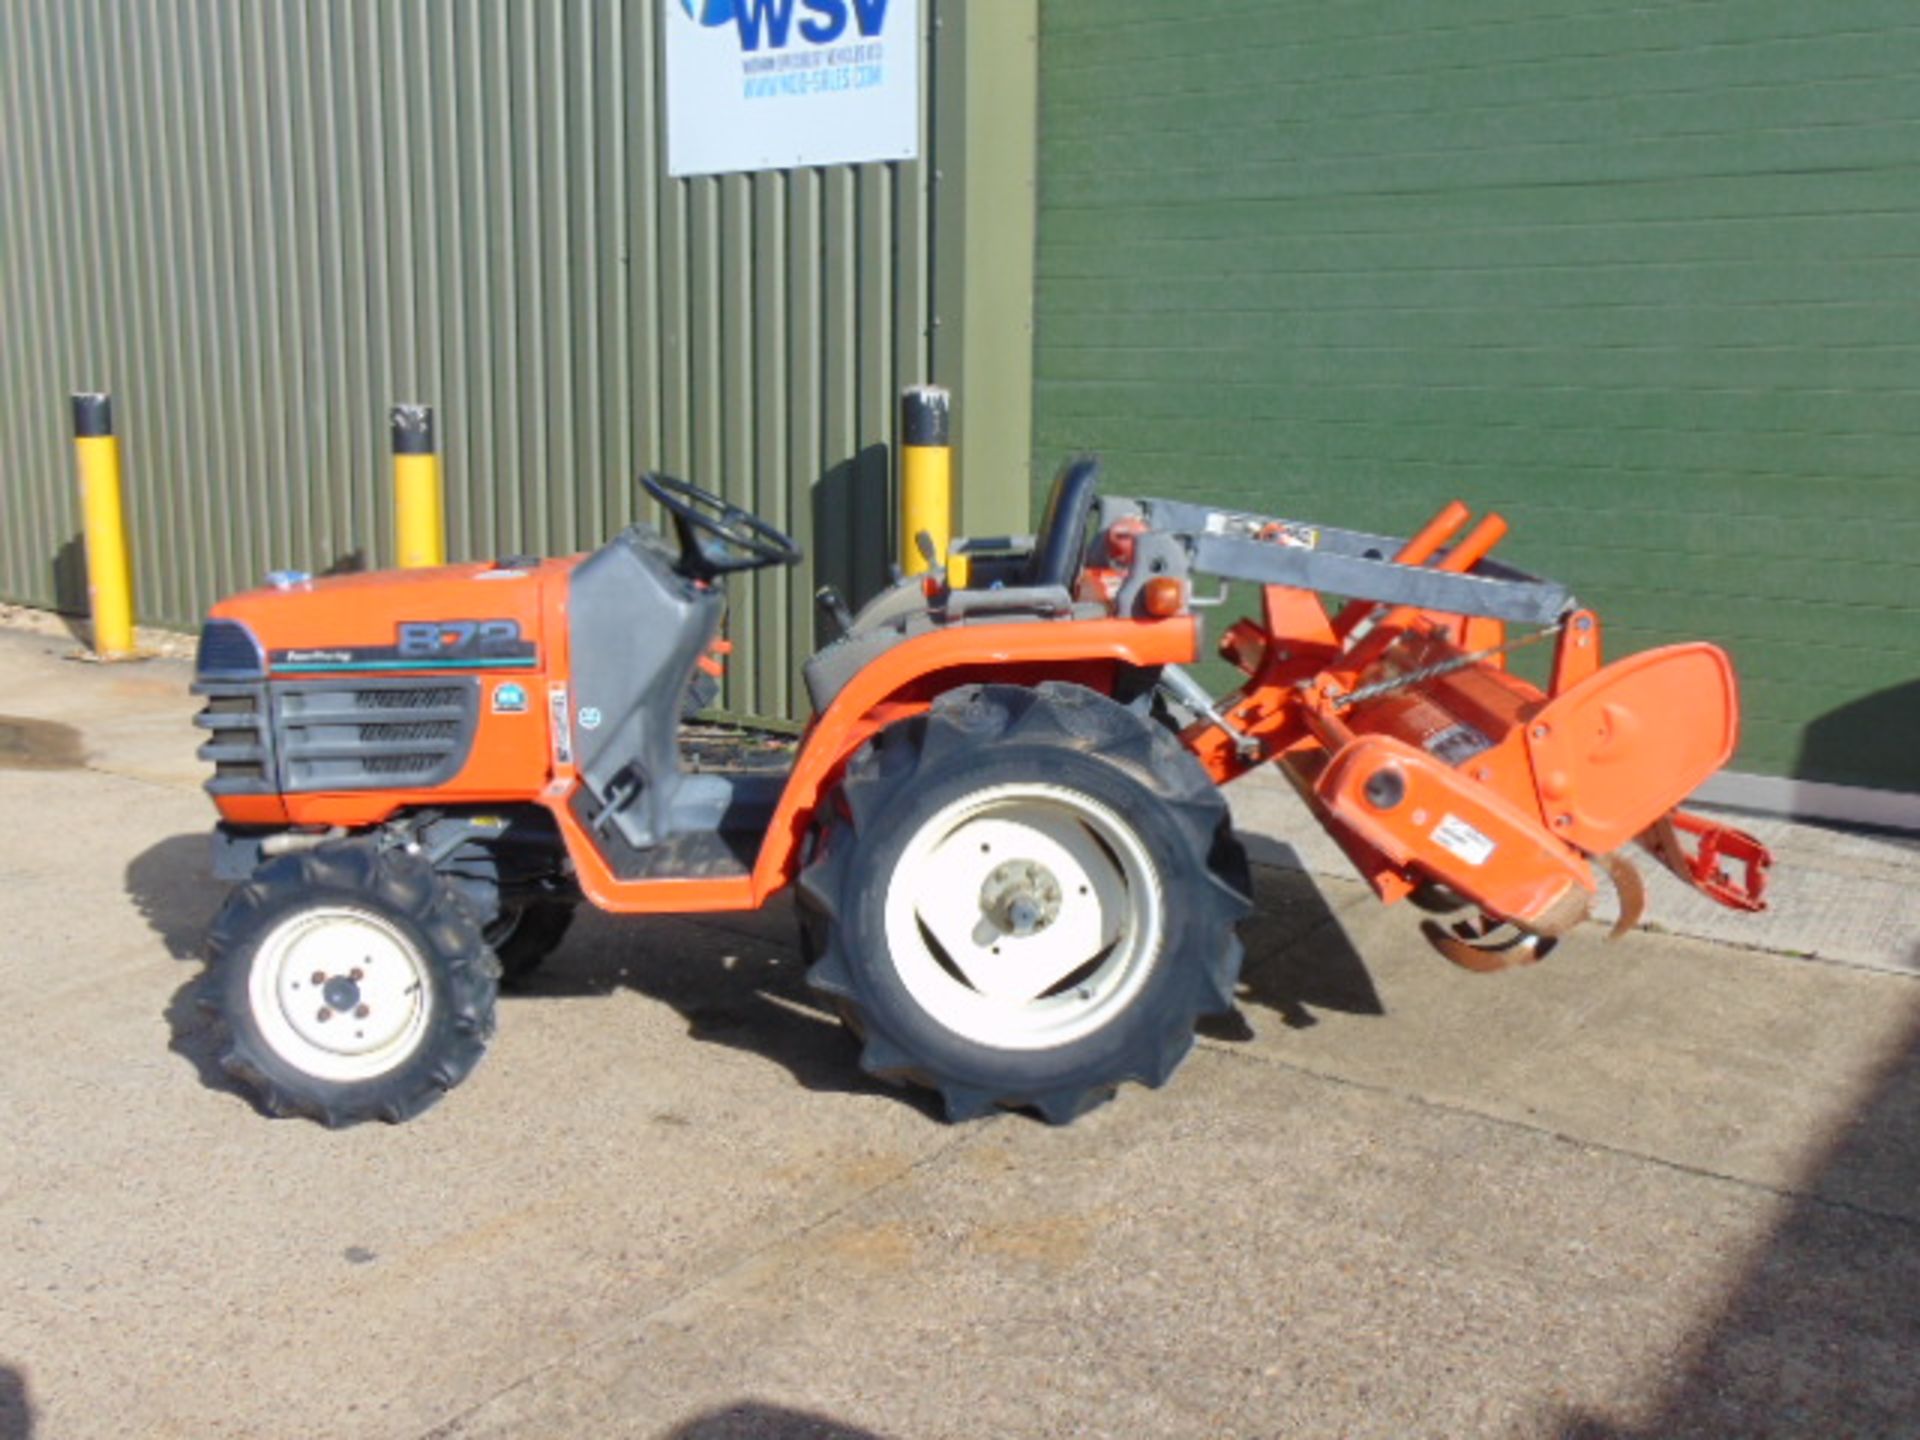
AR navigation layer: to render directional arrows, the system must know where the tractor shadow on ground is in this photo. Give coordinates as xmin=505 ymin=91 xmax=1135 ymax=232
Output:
xmin=513 ymin=838 xmax=1381 ymax=1108
xmin=662 ymin=1401 xmax=891 ymax=1439
xmin=125 ymin=828 xmax=1381 ymax=1119
xmin=123 ymin=832 xmax=257 ymax=1107
xmin=0 ymin=1363 xmax=32 ymax=1440
xmin=1206 ymin=848 xmax=1383 ymax=1036
xmin=510 ymin=897 xmax=941 ymax=1118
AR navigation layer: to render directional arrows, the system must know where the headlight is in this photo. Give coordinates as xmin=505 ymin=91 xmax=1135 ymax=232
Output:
xmin=195 ymin=619 xmax=265 ymax=679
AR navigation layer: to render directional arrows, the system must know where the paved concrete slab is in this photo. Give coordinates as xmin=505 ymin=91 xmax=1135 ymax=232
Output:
xmin=0 ymin=622 xmax=1916 ymax=1439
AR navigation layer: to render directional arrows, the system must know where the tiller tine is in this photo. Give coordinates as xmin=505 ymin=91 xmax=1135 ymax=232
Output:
xmin=1640 ymin=809 xmax=1771 ymax=912
xmin=1421 ymin=914 xmax=1559 ymax=973
xmin=1597 ymin=851 xmax=1647 ymax=940
xmin=1421 ymin=849 xmax=1644 ymax=970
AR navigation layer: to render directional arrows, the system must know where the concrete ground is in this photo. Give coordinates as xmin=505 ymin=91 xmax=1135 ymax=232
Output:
xmin=0 ymin=620 xmax=1916 ymax=1440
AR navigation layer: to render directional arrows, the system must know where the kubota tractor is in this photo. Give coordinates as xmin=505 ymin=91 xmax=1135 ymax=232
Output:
xmin=191 ymin=460 xmax=1770 ymax=1126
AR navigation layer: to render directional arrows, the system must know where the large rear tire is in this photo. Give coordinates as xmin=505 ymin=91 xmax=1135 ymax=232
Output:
xmin=799 ymin=683 xmax=1251 ymax=1123
xmin=201 ymin=841 xmax=500 ymax=1126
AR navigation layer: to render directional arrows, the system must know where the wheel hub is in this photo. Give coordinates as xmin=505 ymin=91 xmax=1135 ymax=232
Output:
xmin=249 ymin=907 xmax=434 ymax=1082
xmin=979 ymin=859 xmax=1063 ymax=937
xmin=882 ymin=783 xmax=1165 ymax=1049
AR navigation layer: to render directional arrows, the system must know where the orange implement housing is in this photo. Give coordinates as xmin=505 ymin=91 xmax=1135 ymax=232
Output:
xmin=1169 ymin=498 xmax=1769 ymax=957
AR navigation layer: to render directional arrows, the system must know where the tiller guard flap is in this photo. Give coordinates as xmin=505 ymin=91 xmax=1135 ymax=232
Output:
xmin=1524 ymin=642 xmax=1739 ymax=856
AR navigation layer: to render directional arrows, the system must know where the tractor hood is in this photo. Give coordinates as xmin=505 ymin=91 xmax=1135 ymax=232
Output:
xmin=199 ymin=558 xmax=574 ymax=681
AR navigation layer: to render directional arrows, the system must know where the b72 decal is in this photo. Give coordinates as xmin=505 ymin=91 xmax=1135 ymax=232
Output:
xmin=397 ymin=620 xmax=530 ymax=661
xmin=270 ymin=619 xmax=538 ymax=673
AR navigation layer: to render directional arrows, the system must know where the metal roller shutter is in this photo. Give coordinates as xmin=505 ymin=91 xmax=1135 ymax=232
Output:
xmin=1034 ymin=0 xmax=1920 ymax=799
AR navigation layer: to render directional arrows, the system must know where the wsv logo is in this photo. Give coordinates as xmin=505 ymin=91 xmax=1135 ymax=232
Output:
xmin=681 ymin=0 xmax=893 ymax=53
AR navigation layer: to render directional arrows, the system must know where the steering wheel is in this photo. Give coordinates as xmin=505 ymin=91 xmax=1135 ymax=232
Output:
xmin=640 ymin=472 xmax=803 ymax=578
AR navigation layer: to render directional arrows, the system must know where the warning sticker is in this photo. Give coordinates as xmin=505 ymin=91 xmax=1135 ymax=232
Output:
xmin=1431 ymin=813 xmax=1496 ymax=867
xmin=1425 ymin=723 xmax=1492 ymax=768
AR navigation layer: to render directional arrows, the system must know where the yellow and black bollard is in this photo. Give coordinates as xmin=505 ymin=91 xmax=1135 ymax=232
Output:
xmin=70 ymin=392 xmax=136 ymax=659
xmin=391 ymin=403 xmax=446 ymax=569
xmin=899 ymin=384 xmax=955 ymax=581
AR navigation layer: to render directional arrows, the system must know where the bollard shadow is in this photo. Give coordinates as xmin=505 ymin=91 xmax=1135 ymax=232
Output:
xmin=660 ymin=1401 xmax=892 ymax=1439
xmin=48 ymin=535 xmax=87 ymax=645
xmin=0 ymin=1363 xmax=33 ymax=1440
xmin=1544 ymin=944 xmax=1920 ymax=1437
xmin=810 ymin=443 xmax=893 ymax=641
xmin=318 ymin=549 xmax=367 ymax=576
xmin=122 ymin=832 xmax=252 ymax=1106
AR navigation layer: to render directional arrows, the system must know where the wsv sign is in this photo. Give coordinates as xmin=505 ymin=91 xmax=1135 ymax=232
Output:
xmin=683 ymin=0 xmax=894 ymax=52
xmin=666 ymin=0 xmax=917 ymax=177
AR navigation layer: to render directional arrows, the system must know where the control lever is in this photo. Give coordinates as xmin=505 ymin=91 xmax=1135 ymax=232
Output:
xmin=815 ymin=584 xmax=855 ymax=640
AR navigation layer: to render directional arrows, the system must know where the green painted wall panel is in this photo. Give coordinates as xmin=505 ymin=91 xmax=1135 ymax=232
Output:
xmin=1035 ymin=0 xmax=1920 ymax=791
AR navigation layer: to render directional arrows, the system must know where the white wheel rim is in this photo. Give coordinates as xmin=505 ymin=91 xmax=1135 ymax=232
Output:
xmin=882 ymin=782 xmax=1163 ymax=1051
xmin=247 ymin=906 xmax=434 ymax=1082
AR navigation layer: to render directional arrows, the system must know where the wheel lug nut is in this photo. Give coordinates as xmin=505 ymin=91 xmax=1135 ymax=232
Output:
xmin=350 ymin=968 xmax=364 ymax=981
xmin=311 ymin=971 xmax=326 ymax=986
xmin=317 ymin=1007 xmax=332 ymax=1023
xmin=354 ymin=1004 xmax=370 ymax=1019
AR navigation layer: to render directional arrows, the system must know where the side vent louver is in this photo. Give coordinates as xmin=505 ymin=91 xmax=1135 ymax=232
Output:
xmin=191 ymin=676 xmax=479 ymax=795
xmin=193 ymin=683 xmax=273 ymax=793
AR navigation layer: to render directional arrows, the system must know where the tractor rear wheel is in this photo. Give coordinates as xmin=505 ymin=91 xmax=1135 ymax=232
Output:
xmin=799 ymin=683 xmax=1251 ymax=1123
xmin=201 ymin=841 xmax=500 ymax=1126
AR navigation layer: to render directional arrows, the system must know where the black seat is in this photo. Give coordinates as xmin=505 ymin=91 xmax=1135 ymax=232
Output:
xmin=1027 ymin=456 xmax=1101 ymax=591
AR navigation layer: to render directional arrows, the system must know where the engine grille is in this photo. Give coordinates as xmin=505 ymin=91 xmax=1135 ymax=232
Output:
xmin=192 ymin=678 xmax=479 ymax=794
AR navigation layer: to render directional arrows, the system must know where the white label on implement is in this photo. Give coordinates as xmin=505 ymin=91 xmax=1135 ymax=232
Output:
xmin=1431 ymin=813 xmax=1496 ymax=867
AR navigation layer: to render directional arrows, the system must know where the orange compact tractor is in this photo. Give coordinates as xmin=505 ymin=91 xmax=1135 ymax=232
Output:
xmin=192 ymin=461 xmax=1771 ymax=1125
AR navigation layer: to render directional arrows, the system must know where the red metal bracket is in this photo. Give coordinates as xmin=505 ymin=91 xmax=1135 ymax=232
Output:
xmin=1642 ymin=809 xmax=1772 ymax=912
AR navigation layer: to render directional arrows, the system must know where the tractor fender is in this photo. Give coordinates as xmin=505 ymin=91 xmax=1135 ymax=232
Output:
xmin=750 ymin=616 xmax=1200 ymax=896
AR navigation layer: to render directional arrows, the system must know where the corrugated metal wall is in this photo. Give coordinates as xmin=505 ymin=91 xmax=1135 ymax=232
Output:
xmin=0 ymin=0 xmax=930 ymax=725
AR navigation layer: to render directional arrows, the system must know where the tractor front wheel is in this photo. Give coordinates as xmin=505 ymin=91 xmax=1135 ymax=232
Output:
xmin=486 ymin=900 xmax=576 ymax=983
xmin=201 ymin=841 xmax=500 ymax=1125
xmin=800 ymin=683 xmax=1251 ymax=1123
